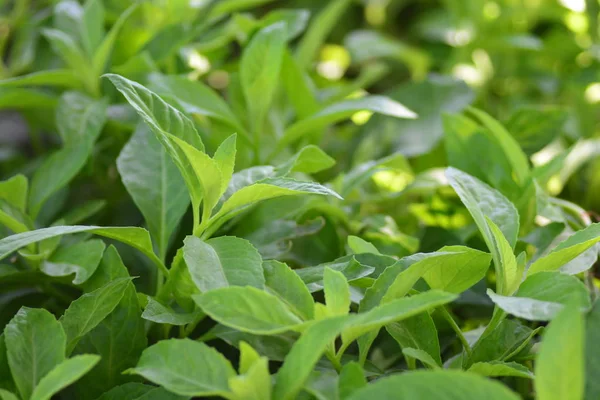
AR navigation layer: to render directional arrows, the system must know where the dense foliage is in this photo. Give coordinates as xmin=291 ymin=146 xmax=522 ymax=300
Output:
xmin=1 ymin=0 xmax=600 ymax=399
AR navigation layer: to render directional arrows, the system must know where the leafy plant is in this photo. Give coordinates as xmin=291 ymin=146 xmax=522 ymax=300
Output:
xmin=1 ymin=0 xmax=600 ymax=399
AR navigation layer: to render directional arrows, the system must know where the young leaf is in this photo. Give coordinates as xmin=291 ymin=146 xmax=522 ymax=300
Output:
xmin=324 ymin=267 xmax=351 ymax=316
xmin=229 ymin=355 xmax=271 ymax=400
xmin=275 ymin=145 xmax=335 ymax=176
xmin=183 ymin=235 xmax=264 ymax=292
xmin=263 ymin=260 xmax=314 ymax=320
xmin=485 ymin=217 xmax=521 ymax=295
xmin=213 ymin=134 xmax=238 ymax=198
xmin=527 ymin=223 xmax=600 ymax=276
xmin=273 ymin=316 xmax=350 ymax=400
xmin=117 ymin=124 xmax=189 ymax=260
xmin=60 ymin=277 xmax=132 ymax=354
xmin=127 ymin=339 xmax=236 ymax=397
xmin=346 ymin=370 xmax=520 ymax=400
xmin=193 ymin=286 xmax=303 ymax=334
xmin=80 ymin=0 xmax=104 ymax=57
xmin=240 ymin=22 xmax=287 ymax=133
xmin=30 ymin=355 xmax=100 ymax=400
xmin=535 ymin=300 xmax=584 ymax=400
xmin=4 ymin=308 xmax=66 ymax=400
xmin=338 ymin=362 xmax=367 ymax=400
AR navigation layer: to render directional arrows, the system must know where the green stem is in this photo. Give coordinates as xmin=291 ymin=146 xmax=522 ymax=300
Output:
xmin=326 ymin=349 xmax=343 ymax=372
xmin=439 ymin=306 xmax=472 ymax=359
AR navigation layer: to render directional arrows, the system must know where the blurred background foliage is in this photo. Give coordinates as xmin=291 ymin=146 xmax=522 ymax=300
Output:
xmin=1 ymin=0 xmax=600 ymax=283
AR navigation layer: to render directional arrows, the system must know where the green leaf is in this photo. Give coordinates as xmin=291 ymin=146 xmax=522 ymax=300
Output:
xmin=41 ymin=28 xmax=96 ymax=94
xmin=468 ymin=319 xmax=539 ymax=366
xmin=229 ymin=350 xmax=271 ymax=400
xmin=94 ymin=383 xmax=187 ymax=400
xmin=421 ymin=245 xmax=492 ymax=294
xmin=281 ymin=50 xmax=319 ymax=119
xmin=169 ymin=135 xmax=222 ymax=225
xmin=0 ymin=174 xmax=28 ymax=212
xmin=485 ymin=217 xmax=521 ymax=295
xmin=263 ymin=260 xmax=314 ymax=320
xmin=446 ymin=167 xmax=519 ymax=247
xmin=342 ymin=290 xmax=457 ymax=345
xmin=402 ymin=348 xmax=442 ymax=369
xmin=467 ymin=361 xmax=533 ymax=379
xmin=506 ymin=107 xmax=567 ymax=155
xmin=0 ymin=225 xmax=165 ymax=276
xmin=207 ymin=177 xmax=341 ymax=234
xmin=73 ymin=246 xmax=147 ymax=398
xmin=117 ymin=124 xmax=189 ymax=260
xmin=487 ymin=271 xmax=590 ymax=321
xmin=0 ymin=389 xmax=18 ymax=400
xmin=104 ymin=74 xmax=204 ymax=150
xmin=278 ymin=96 xmax=416 ymax=149
xmin=346 ymin=370 xmax=520 ymax=400
xmin=29 ymin=93 xmax=106 ymax=217
xmin=150 ymin=74 xmax=246 ymax=136
xmin=40 ymin=239 xmax=106 ymax=284
xmin=295 ymin=0 xmax=353 ymax=68
xmin=80 ymin=0 xmax=104 ymax=57
xmin=324 ymin=267 xmax=351 ymax=316
xmin=387 ymin=314 xmax=442 ymax=367
xmin=276 ymin=145 xmax=335 ymax=176
xmin=60 ymin=277 xmax=131 ymax=354
xmin=296 ymin=256 xmax=375 ymax=293
xmin=446 ymin=168 xmax=520 ymax=295
xmin=0 ymin=69 xmax=82 ymax=89
xmin=240 ymin=22 xmax=287 ymax=133
xmin=273 ymin=316 xmax=350 ymax=400
xmin=347 ymin=235 xmax=380 ymax=255
xmin=338 ymin=362 xmax=367 ymax=400
xmin=30 ymin=355 xmax=100 ymax=400
xmin=142 ymin=297 xmax=201 ymax=326
xmin=527 ymin=223 xmax=600 ymax=276
xmin=127 ymin=339 xmax=236 ymax=397
xmin=467 ymin=107 xmax=530 ymax=183
xmin=193 ymin=286 xmax=303 ymax=334
xmin=183 ymin=235 xmax=264 ymax=292
xmin=535 ymin=300 xmax=584 ymax=400
xmin=213 ymin=134 xmax=238 ymax=198
xmin=93 ymin=4 xmax=137 ymax=75
xmin=585 ymin=300 xmax=600 ymax=399
xmin=4 ymin=308 xmax=66 ymax=400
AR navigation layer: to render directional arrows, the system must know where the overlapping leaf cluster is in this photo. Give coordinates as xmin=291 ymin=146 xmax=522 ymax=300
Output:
xmin=1 ymin=1 xmax=600 ymax=399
